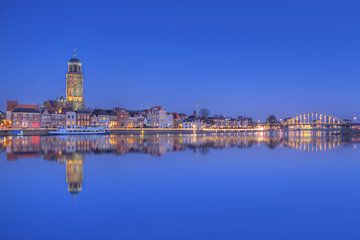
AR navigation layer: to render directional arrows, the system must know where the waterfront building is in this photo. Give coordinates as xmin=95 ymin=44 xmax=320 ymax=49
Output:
xmin=65 ymin=110 xmax=91 ymax=128
xmin=182 ymin=119 xmax=203 ymax=129
xmin=129 ymin=111 xmax=146 ymax=128
xmin=203 ymin=116 xmax=253 ymax=129
xmin=6 ymin=100 xmax=39 ymax=121
xmin=125 ymin=111 xmax=145 ymax=128
xmin=66 ymin=51 xmax=84 ymax=111
xmin=40 ymin=102 xmax=67 ymax=128
xmin=11 ymin=108 xmax=41 ymax=128
xmin=173 ymin=113 xmax=187 ymax=128
xmin=110 ymin=112 xmax=118 ymax=128
xmin=66 ymin=111 xmax=77 ymax=128
xmin=165 ymin=113 xmax=174 ymax=128
xmin=75 ymin=110 xmax=91 ymax=127
xmin=206 ymin=116 xmax=228 ymax=128
xmin=42 ymin=97 xmax=67 ymax=114
xmin=238 ymin=116 xmax=253 ymax=127
xmin=51 ymin=112 xmax=66 ymax=128
xmin=114 ymin=108 xmax=129 ymax=128
xmin=41 ymin=109 xmax=52 ymax=128
xmin=126 ymin=116 xmax=139 ymax=128
xmin=91 ymin=109 xmax=116 ymax=129
xmin=144 ymin=106 xmax=165 ymax=127
xmin=145 ymin=106 xmax=173 ymax=128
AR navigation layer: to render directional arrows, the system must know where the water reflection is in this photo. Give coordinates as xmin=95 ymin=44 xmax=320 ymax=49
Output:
xmin=0 ymin=132 xmax=359 ymax=161
xmin=66 ymin=153 xmax=83 ymax=194
xmin=0 ymin=133 xmax=359 ymax=194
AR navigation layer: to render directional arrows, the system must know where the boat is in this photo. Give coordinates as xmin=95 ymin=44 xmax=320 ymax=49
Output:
xmin=10 ymin=130 xmax=24 ymax=136
xmin=48 ymin=126 xmax=109 ymax=135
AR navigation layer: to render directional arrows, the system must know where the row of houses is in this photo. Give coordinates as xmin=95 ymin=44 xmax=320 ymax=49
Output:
xmin=5 ymin=102 xmax=177 ymax=129
xmin=3 ymin=100 xmax=254 ymax=129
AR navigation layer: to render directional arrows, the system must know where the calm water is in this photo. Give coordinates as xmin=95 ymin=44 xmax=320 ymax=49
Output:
xmin=1 ymin=133 xmax=360 ymax=240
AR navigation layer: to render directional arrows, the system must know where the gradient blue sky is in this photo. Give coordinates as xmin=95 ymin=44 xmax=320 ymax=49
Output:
xmin=0 ymin=0 xmax=359 ymax=120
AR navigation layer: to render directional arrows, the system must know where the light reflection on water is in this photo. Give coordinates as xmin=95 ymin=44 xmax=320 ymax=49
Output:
xmin=1 ymin=133 xmax=360 ymax=239
xmin=1 ymin=132 xmax=358 ymax=159
xmin=0 ymin=133 xmax=358 ymax=195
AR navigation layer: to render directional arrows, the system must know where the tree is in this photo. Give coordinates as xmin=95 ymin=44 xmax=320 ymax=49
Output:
xmin=199 ymin=108 xmax=210 ymax=119
xmin=266 ymin=115 xmax=278 ymax=125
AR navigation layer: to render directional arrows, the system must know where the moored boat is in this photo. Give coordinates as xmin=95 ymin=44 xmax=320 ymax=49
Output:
xmin=49 ymin=126 xmax=109 ymax=135
xmin=10 ymin=130 xmax=24 ymax=136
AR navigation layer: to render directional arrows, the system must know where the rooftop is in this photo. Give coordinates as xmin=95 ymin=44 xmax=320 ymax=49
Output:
xmin=13 ymin=108 xmax=40 ymax=113
xmin=69 ymin=49 xmax=80 ymax=63
xmin=69 ymin=57 xmax=80 ymax=63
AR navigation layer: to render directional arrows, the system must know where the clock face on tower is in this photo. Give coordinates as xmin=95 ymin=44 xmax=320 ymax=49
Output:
xmin=72 ymin=79 xmax=77 ymax=88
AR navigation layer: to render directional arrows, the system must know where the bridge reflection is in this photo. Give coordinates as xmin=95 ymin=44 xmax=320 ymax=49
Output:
xmin=1 ymin=133 xmax=358 ymax=194
xmin=0 ymin=133 xmax=359 ymax=160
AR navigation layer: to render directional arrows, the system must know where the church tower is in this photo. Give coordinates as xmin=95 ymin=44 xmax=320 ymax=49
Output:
xmin=66 ymin=50 xmax=84 ymax=110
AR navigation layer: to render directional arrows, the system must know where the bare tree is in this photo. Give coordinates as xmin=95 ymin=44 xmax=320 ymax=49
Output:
xmin=266 ymin=115 xmax=278 ymax=125
xmin=199 ymin=108 xmax=210 ymax=119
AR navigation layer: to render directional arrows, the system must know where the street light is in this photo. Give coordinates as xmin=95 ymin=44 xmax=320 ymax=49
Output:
xmin=354 ymin=117 xmax=357 ymax=123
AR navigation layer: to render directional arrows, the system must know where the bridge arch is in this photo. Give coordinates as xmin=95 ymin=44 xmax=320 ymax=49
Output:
xmin=284 ymin=113 xmax=344 ymax=125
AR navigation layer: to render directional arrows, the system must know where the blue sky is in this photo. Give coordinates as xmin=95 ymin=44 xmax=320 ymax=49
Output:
xmin=0 ymin=0 xmax=359 ymax=120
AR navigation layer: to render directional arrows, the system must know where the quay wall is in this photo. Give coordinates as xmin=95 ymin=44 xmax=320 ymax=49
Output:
xmin=0 ymin=128 xmax=358 ymax=136
xmin=0 ymin=128 xmax=260 ymax=136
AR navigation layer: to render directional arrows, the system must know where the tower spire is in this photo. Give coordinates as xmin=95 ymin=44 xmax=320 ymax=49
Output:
xmin=73 ymin=49 xmax=77 ymax=58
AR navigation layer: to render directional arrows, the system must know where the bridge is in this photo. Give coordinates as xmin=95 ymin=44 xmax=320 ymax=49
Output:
xmin=283 ymin=112 xmax=356 ymax=130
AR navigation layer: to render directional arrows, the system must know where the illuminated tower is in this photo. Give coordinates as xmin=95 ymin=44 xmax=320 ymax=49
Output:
xmin=66 ymin=50 xmax=84 ymax=110
xmin=66 ymin=153 xmax=84 ymax=194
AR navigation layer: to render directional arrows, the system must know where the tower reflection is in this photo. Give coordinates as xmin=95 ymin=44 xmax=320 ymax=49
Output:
xmin=1 ymin=133 xmax=359 ymax=160
xmin=1 ymin=133 xmax=359 ymax=195
xmin=66 ymin=153 xmax=84 ymax=194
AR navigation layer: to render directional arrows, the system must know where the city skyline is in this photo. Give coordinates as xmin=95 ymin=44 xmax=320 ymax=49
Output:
xmin=2 ymin=2 xmax=360 ymax=239
xmin=1 ymin=0 xmax=360 ymax=120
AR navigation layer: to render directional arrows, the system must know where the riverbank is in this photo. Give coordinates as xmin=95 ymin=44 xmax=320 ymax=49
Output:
xmin=0 ymin=128 xmax=259 ymax=136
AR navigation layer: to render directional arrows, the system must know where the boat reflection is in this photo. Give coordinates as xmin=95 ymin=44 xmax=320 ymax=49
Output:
xmin=0 ymin=133 xmax=358 ymax=195
xmin=0 ymin=133 xmax=359 ymax=161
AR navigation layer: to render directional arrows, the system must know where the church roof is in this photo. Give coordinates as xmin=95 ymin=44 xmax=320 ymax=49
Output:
xmin=69 ymin=49 xmax=80 ymax=63
xmin=69 ymin=56 xmax=80 ymax=63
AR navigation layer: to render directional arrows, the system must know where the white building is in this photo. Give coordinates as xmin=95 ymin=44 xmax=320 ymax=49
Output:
xmin=41 ymin=109 xmax=52 ymax=128
xmin=164 ymin=113 xmax=174 ymax=128
xmin=145 ymin=106 xmax=173 ymax=128
xmin=182 ymin=120 xmax=203 ymax=129
xmin=51 ymin=113 xmax=66 ymax=128
xmin=66 ymin=111 xmax=77 ymax=128
xmin=91 ymin=109 xmax=116 ymax=129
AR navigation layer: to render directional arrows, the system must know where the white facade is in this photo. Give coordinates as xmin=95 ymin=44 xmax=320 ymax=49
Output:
xmin=182 ymin=120 xmax=203 ymax=129
xmin=66 ymin=111 xmax=77 ymax=128
xmin=97 ymin=115 xmax=111 ymax=129
xmin=145 ymin=106 xmax=166 ymax=128
xmin=145 ymin=106 xmax=174 ymax=128
xmin=41 ymin=109 xmax=52 ymax=128
xmin=51 ymin=113 xmax=66 ymax=128
xmin=164 ymin=114 xmax=174 ymax=128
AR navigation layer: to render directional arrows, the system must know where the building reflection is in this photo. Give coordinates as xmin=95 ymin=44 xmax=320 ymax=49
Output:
xmin=1 ymin=133 xmax=359 ymax=194
xmin=1 ymin=133 xmax=359 ymax=160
